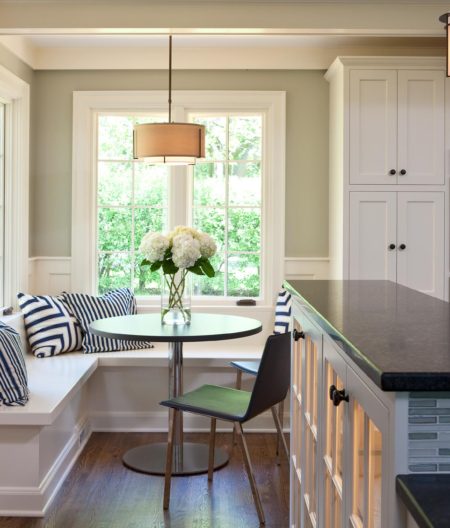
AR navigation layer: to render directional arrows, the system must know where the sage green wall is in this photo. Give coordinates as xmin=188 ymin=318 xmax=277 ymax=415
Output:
xmin=31 ymin=69 xmax=329 ymax=257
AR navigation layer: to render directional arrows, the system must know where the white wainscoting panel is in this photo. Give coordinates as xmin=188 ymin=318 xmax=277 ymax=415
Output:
xmin=284 ymin=257 xmax=330 ymax=280
xmin=28 ymin=257 xmax=71 ymax=295
xmin=29 ymin=256 xmax=330 ymax=295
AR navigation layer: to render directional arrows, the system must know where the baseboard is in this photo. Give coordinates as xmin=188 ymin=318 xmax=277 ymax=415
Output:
xmin=0 ymin=418 xmax=92 ymax=517
xmin=90 ymin=410 xmax=290 ymax=433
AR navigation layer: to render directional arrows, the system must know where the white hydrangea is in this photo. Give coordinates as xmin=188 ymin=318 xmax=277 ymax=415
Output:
xmin=168 ymin=225 xmax=198 ymax=242
xmin=171 ymin=234 xmax=201 ymax=269
xmin=139 ymin=232 xmax=170 ymax=263
xmin=197 ymin=232 xmax=217 ymax=259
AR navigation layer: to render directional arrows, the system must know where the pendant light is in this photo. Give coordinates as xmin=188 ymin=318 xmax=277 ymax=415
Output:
xmin=439 ymin=13 xmax=450 ymax=77
xmin=133 ymin=36 xmax=205 ymax=165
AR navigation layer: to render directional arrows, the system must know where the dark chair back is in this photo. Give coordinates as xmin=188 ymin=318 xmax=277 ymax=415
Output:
xmin=243 ymin=332 xmax=291 ymax=422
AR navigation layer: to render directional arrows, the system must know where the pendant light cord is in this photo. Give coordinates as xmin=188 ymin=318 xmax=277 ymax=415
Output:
xmin=168 ymin=35 xmax=172 ymax=123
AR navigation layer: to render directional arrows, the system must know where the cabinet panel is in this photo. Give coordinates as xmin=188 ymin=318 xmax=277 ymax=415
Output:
xmin=397 ymin=70 xmax=445 ymax=185
xmin=349 ymin=70 xmax=397 ymax=185
xmin=322 ymin=337 xmax=347 ymax=528
xmin=291 ymin=319 xmax=304 ymax=528
xmin=397 ymin=192 xmax=445 ymax=299
xmin=349 ymin=192 xmax=397 ymax=281
xmin=347 ymin=367 xmax=389 ymax=528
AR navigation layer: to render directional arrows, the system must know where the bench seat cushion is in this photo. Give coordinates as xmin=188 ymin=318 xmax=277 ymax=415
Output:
xmin=0 ymin=322 xmax=29 ymax=406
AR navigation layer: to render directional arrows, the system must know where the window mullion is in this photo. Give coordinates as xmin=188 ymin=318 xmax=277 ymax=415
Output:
xmin=170 ymin=105 xmax=189 ymax=228
xmin=224 ymin=115 xmax=230 ymax=297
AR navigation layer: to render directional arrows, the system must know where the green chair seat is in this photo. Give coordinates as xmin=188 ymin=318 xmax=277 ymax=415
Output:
xmin=160 ymin=384 xmax=252 ymax=422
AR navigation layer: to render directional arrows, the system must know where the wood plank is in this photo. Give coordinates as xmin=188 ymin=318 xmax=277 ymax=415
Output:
xmin=0 ymin=432 xmax=289 ymax=528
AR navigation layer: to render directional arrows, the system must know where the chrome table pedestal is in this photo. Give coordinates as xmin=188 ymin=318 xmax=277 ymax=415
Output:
xmin=122 ymin=342 xmax=229 ymax=476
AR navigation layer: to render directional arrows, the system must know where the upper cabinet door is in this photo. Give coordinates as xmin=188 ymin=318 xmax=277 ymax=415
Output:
xmin=349 ymin=70 xmax=397 ymax=185
xmin=397 ymin=71 xmax=445 ymax=185
xmin=349 ymin=192 xmax=397 ymax=281
xmin=397 ymin=192 xmax=445 ymax=299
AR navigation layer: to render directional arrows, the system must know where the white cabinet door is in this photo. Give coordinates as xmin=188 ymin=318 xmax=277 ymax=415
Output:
xmin=349 ymin=70 xmax=397 ymax=185
xmin=349 ymin=192 xmax=397 ymax=281
xmin=397 ymin=192 xmax=445 ymax=299
xmin=397 ymin=70 xmax=445 ymax=185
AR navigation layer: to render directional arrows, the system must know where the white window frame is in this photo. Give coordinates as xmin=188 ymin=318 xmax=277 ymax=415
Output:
xmin=0 ymin=65 xmax=29 ymax=309
xmin=72 ymin=90 xmax=285 ymax=307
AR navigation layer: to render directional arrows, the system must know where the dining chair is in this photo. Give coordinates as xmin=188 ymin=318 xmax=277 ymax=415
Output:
xmin=160 ymin=331 xmax=291 ymax=526
xmin=230 ymin=288 xmax=292 ymax=462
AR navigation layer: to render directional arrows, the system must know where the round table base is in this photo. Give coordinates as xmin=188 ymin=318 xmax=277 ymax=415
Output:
xmin=122 ymin=442 xmax=229 ymax=476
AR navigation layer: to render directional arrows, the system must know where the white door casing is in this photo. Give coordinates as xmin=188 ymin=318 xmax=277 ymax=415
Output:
xmin=349 ymin=192 xmax=397 ymax=281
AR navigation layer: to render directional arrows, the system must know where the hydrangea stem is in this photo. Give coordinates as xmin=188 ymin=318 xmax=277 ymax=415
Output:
xmin=164 ymin=270 xmax=188 ymax=314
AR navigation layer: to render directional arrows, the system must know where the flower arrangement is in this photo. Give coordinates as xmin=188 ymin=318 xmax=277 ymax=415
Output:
xmin=140 ymin=226 xmax=217 ymax=324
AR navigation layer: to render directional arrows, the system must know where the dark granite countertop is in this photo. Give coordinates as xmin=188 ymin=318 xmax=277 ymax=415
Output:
xmin=284 ymin=280 xmax=450 ymax=391
xmin=397 ymin=474 xmax=450 ymax=528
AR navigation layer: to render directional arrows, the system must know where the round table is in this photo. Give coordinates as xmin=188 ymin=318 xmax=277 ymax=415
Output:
xmin=90 ymin=313 xmax=262 ymax=476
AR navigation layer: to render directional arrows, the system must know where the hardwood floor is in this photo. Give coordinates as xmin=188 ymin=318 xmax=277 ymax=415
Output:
xmin=0 ymin=432 xmax=289 ymax=528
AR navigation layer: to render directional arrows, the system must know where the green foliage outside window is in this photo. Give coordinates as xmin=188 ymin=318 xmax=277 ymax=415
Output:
xmin=96 ymin=113 xmax=263 ymax=298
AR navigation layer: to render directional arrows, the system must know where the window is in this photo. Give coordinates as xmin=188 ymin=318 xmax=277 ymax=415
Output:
xmin=96 ymin=114 xmax=169 ymax=295
xmin=73 ymin=91 xmax=285 ymax=306
xmin=0 ymin=101 xmax=5 ymax=306
xmin=190 ymin=114 xmax=262 ymax=297
xmin=0 ymin=66 xmax=29 ymax=309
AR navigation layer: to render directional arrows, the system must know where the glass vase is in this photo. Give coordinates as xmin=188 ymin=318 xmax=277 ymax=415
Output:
xmin=161 ymin=271 xmax=192 ymax=325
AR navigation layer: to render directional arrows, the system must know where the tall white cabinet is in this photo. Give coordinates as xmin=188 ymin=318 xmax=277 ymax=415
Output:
xmin=326 ymin=58 xmax=448 ymax=300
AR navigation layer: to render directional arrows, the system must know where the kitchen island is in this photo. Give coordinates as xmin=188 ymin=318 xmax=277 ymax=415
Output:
xmin=285 ymin=280 xmax=450 ymax=528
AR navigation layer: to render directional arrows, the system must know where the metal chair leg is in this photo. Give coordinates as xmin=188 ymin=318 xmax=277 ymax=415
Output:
xmin=271 ymin=406 xmax=289 ymax=463
xmin=231 ymin=370 xmax=243 ymax=447
xmin=275 ymin=399 xmax=285 ymax=459
xmin=208 ymin=418 xmax=217 ymax=482
xmin=235 ymin=422 xmax=266 ymax=525
xmin=163 ymin=409 xmax=177 ymax=510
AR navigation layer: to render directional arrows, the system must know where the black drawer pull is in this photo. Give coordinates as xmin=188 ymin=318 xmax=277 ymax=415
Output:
xmin=329 ymin=384 xmax=349 ymax=406
xmin=293 ymin=329 xmax=305 ymax=341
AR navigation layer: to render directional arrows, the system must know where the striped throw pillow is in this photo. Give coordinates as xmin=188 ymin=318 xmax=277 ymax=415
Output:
xmin=0 ymin=322 xmax=29 ymax=406
xmin=62 ymin=288 xmax=153 ymax=354
xmin=273 ymin=289 xmax=292 ymax=334
xmin=18 ymin=293 xmax=83 ymax=358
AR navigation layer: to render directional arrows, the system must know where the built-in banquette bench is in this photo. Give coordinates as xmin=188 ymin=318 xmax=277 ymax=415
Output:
xmin=0 ymin=309 xmax=271 ymax=517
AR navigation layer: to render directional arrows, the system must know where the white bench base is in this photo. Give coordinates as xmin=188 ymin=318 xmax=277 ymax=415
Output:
xmin=0 ymin=315 xmax=289 ymax=517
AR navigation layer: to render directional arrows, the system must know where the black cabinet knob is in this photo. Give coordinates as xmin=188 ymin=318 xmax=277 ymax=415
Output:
xmin=388 ymin=243 xmax=396 ymax=250
xmin=400 ymin=169 xmax=407 ymax=175
xmin=389 ymin=169 xmax=396 ymax=175
xmin=399 ymin=244 xmax=406 ymax=250
xmin=329 ymin=384 xmax=349 ymax=406
xmin=293 ymin=329 xmax=305 ymax=341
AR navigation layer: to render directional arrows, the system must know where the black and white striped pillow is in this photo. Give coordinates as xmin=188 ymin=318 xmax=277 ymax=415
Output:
xmin=273 ymin=289 xmax=292 ymax=334
xmin=18 ymin=293 xmax=83 ymax=358
xmin=62 ymin=288 xmax=153 ymax=353
xmin=0 ymin=322 xmax=29 ymax=406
